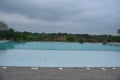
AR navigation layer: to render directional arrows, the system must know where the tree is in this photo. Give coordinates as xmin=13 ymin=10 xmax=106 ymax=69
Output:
xmin=66 ymin=36 xmax=75 ymax=42
xmin=0 ymin=21 xmax=8 ymax=31
xmin=6 ymin=28 xmax=15 ymax=40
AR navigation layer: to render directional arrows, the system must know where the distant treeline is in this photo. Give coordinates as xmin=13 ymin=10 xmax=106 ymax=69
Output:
xmin=0 ymin=28 xmax=120 ymax=42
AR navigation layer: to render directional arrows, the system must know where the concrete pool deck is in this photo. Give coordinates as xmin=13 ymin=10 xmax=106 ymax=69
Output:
xmin=0 ymin=67 xmax=120 ymax=80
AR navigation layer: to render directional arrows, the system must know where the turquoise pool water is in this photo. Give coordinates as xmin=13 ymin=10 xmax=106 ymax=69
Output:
xmin=0 ymin=41 xmax=120 ymax=51
xmin=0 ymin=42 xmax=120 ymax=67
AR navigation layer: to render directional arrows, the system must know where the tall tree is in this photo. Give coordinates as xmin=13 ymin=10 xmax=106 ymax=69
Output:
xmin=0 ymin=21 xmax=8 ymax=31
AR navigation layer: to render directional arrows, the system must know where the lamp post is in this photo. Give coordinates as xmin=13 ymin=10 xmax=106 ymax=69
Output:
xmin=118 ymin=29 xmax=120 ymax=34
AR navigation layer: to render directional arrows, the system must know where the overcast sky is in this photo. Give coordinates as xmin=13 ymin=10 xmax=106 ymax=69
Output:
xmin=0 ymin=0 xmax=120 ymax=35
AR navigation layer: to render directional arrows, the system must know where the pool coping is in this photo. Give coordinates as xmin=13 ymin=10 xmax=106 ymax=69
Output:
xmin=0 ymin=66 xmax=120 ymax=80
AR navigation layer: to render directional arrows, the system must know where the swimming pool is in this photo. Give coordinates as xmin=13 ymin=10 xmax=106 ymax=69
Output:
xmin=0 ymin=41 xmax=120 ymax=51
xmin=0 ymin=42 xmax=120 ymax=67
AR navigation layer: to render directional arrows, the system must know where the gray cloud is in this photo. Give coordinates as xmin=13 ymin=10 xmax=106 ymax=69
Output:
xmin=0 ymin=0 xmax=120 ymax=35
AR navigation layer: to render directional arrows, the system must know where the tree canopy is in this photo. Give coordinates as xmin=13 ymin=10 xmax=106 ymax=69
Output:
xmin=0 ymin=29 xmax=120 ymax=42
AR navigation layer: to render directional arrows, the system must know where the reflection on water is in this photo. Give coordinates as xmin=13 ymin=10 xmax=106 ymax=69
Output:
xmin=103 ymin=43 xmax=120 ymax=48
xmin=0 ymin=41 xmax=120 ymax=51
xmin=108 ymin=44 xmax=120 ymax=47
xmin=0 ymin=41 xmax=26 ymax=50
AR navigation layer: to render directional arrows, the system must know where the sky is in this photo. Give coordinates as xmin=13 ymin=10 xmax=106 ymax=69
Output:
xmin=0 ymin=0 xmax=120 ymax=35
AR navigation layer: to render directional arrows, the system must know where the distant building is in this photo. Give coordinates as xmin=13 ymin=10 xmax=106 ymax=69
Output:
xmin=0 ymin=21 xmax=8 ymax=31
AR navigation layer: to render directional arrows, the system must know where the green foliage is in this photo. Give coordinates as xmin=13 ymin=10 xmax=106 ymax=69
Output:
xmin=66 ymin=36 xmax=75 ymax=42
xmin=0 ymin=28 xmax=120 ymax=42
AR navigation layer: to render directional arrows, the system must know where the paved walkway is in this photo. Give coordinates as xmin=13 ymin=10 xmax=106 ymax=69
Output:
xmin=0 ymin=67 xmax=120 ymax=80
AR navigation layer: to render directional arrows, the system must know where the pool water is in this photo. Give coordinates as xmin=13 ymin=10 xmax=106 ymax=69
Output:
xmin=0 ymin=42 xmax=120 ymax=51
xmin=0 ymin=42 xmax=120 ymax=67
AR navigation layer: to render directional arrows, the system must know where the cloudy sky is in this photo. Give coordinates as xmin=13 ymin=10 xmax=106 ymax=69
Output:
xmin=0 ymin=0 xmax=120 ymax=35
